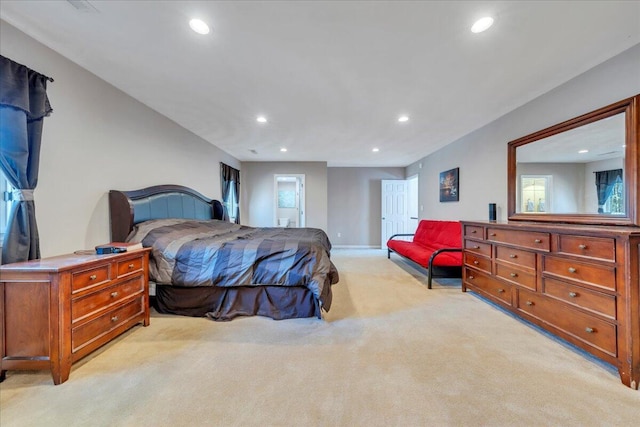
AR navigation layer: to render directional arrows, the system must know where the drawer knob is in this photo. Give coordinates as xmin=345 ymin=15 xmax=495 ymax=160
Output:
xmin=111 ymin=316 xmax=119 ymax=322
xmin=568 ymin=292 xmax=577 ymax=298
xmin=89 ymin=274 xmax=97 ymax=280
xmin=534 ymin=239 xmax=542 ymax=243
xmin=468 ymin=275 xmax=475 ymax=280
xmin=578 ymin=244 xmax=587 ymax=250
xmin=489 ymin=233 xmax=496 ymax=237
xmin=497 ymin=288 xmax=505 ymax=293
xmin=509 ymin=254 xmax=517 ymax=259
xmin=510 ymin=273 xmax=518 ymax=278
xmin=525 ymin=301 xmax=534 ymax=306
xmin=471 ymin=230 xmax=477 ymax=234
xmin=128 ymin=263 xmax=135 ymax=269
xmin=473 ymin=245 xmax=480 ymax=249
xmin=473 ymin=260 xmax=479 ymax=265
xmin=110 ymin=291 xmax=119 ymax=298
xmin=568 ymin=267 xmax=577 ymax=273
xmin=585 ymin=327 xmax=594 ymax=334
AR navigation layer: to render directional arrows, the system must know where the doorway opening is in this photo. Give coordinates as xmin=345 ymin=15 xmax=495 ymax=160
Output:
xmin=274 ymin=174 xmax=305 ymax=228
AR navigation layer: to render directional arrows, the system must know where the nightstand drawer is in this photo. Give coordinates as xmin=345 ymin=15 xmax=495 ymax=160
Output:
xmin=117 ymin=255 xmax=144 ymax=277
xmin=72 ymin=297 xmax=144 ymax=353
xmin=72 ymin=275 xmax=145 ymax=323
xmin=72 ymin=264 xmax=110 ymax=292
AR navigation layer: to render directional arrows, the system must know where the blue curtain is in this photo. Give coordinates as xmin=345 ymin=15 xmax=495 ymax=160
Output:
xmin=595 ymin=169 xmax=622 ymax=213
xmin=220 ymin=163 xmax=240 ymax=223
xmin=0 ymin=55 xmax=53 ymax=264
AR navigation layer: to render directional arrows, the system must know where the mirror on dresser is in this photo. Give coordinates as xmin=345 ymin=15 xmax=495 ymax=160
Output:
xmin=507 ymin=94 xmax=639 ymax=226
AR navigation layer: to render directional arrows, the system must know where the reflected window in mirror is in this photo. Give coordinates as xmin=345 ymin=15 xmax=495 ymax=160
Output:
xmin=596 ymin=169 xmax=624 ymax=214
xmin=519 ymin=175 xmax=551 ymax=213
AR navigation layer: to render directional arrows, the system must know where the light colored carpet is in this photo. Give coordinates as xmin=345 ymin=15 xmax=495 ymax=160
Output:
xmin=1 ymin=249 xmax=638 ymax=426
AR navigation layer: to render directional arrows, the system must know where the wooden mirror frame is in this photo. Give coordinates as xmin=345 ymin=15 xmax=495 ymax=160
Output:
xmin=508 ymin=94 xmax=640 ymax=226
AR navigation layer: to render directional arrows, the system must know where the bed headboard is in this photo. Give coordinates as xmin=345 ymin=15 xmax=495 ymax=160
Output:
xmin=109 ymin=184 xmax=226 ymax=241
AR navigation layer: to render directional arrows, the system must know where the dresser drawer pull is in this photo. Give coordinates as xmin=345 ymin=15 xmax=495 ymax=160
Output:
xmin=111 ymin=316 xmax=119 ymax=322
xmin=110 ymin=291 xmax=119 ymax=298
xmin=471 ymin=230 xmax=477 ymax=234
xmin=468 ymin=275 xmax=475 ymax=280
xmin=497 ymin=288 xmax=505 ymax=293
xmin=585 ymin=327 xmax=594 ymax=334
xmin=534 ymin=239 xmax=542 ymax=244
xmin=568 ymin=292 xmax=577 ymax=298
xmin=510 ymin=273 xmax=518 ymax=278
xmin=473 ymin=260 xmax=479 ymax=265
xmin=578 ymin=244 xmax=587 ymax=250
xmin=128 ymin=263 xmax=135 ymax=269
xmin=89 ymin=274 xmax=97 ymax=280
xmin=509 ymin=254 xmax=517 ymax=259
xmin=525 ymin=301 xmax=534 ymax=306
xmin=473 ymin=245 xmax=480 ymax=249
xmin=489 ymin=233 xmax=496 ymax=237
xmin=568 ymin=267 xmax=577 ymax=273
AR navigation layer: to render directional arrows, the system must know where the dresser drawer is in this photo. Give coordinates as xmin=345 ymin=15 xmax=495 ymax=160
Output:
xmin=72 ymin=275 xmax=145 ymax=323
xmin=543 ymin=256 xmax=615 ymax=291
xmin=72 ymin=297 xmax=144 ymax=353
xmin=464 ymin=253 xmax=491 ymax=274
xmin=117 ymin=255 xmax=144 ymax=277
xmin=464 ymin=240 xmax=491 ymax=257
xmin=71 ymin=264 xmax=111 ymax=293
xmin=495 ymin=263 xmax=536 ymax=291
xmin=516 ymin=289 xmax=616 ymax=357
xmin=487 ymin=228 xmax=550 ymax=251
xmin=495 ymin=246 xmax=536 ymax=269
xmin=557 ymin=235 xmax=615 ymax=262
xmin=465 ymin=268 xmax=512 ymax=304
xmin=464 ymin=225 xmax=484 ymax=239
xmin=542 ymin=277 xmax=615 ymax=320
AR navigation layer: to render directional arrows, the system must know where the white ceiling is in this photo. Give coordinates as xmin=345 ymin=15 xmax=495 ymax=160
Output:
xmin=1 ymin=1 xmax=639 ymax=167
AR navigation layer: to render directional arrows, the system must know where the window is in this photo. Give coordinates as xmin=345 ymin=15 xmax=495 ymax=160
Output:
xmin=224 ymin=183 xmax=238 ymax=223
xmin=0 ymin=172 xmax=13 ymax=243
xmin=520 ymin=175 xmax=552 ymax=213
xmin=603 ymin=176 xmax=624 ymax=214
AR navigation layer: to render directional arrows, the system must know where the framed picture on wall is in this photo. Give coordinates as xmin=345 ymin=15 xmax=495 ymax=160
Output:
xmin=439 ymin=167 xmax=459 ymax=202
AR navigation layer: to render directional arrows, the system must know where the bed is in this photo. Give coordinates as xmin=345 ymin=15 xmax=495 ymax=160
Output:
xmin=109 ymin=184 xmax=339 ymax=321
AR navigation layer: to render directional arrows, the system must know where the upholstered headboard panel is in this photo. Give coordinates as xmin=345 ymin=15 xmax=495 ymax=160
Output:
xmin=109 ymin=184 xmax=226 ymax=242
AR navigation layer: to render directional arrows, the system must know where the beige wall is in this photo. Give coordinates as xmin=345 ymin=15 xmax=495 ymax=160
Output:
xmin=241 ymin=162 xmax=328 ymax=230
xmin=406 ymin=43 xmax=640 ymax=222
xmin=328 ymin=167 xmax=405 ymax=247
xmin=0 ymin=21 xmax=240 ymax=257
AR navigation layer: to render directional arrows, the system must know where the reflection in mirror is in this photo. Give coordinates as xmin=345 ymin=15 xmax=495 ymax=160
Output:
xmin=515 ymin=112 xmax=625 ymax=215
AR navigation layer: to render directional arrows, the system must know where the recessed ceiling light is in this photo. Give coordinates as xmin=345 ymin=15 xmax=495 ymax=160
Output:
xmin=471 ymin=17 xmax=494 ymax=33
xmin=578 ymin=149 xmax=589 ymax=154
xmin=372 ymin=148 xmax=380 ymax=153
xmin=398 ymin=115 xmax=409 ymax=122
xmin=280 ymin=148 xmax=287 ymax=152
xmin=189 ymin=19 xmax=210 ymax=35
xmin=256 ymin=116 xmax=267 ymax=123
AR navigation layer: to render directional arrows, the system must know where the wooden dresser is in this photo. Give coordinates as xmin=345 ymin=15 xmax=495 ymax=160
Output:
xmin=0 ymin=248 xmax=151 ymax=384
xmin=461 ymin=221 xmax=640 ymax=389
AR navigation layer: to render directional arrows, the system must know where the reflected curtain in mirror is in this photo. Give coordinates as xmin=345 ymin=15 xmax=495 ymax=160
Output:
xmin=595 ymin=169 xmax=623 ymax=214
xmin=220 ymin=163 xmax=239 ymax=223
xmin=0 ymin=55 xmax=53 ymax=264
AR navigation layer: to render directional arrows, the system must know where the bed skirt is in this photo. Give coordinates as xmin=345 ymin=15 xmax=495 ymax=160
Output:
xmin=153 ymin=284 xmax=333 ymax=321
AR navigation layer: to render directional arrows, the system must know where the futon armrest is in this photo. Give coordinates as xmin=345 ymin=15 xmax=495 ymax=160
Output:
xmin=427 ymin=247 xmax=463 ymax=289
xmin=388 ymin=233 xmax=415 ymax=241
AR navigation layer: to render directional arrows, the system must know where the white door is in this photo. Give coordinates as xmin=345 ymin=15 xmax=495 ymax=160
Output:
xmin=381 ymin=180 xmax=408 ymax=247
xmin=407 ymin=175 xmax=419 ymax=234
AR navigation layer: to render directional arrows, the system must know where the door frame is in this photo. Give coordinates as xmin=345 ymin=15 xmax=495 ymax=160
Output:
xmin=273 ymin=174 xmax=306 ymax=227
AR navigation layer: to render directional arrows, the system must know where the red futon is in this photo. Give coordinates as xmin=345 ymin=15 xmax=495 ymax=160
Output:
xmin=387 ymin=220 xmax=463 ymax=288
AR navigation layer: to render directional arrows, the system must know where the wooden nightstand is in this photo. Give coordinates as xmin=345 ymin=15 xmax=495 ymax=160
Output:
xmin=0 ymin=248 xmax=151 ymax=385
